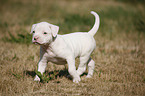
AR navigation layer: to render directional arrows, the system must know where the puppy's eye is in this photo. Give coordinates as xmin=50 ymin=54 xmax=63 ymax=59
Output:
xmin=33 ymin=31 xmax=35 ymax=33
xmin=43 ymin=32 xmax=47 ymax=34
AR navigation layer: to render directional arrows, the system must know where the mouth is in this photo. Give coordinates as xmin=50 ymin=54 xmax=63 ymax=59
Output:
xmin=33 ymin=41 xmax=41 ymax=45
xmin=32 ymin=41 xmax=49 ymax=45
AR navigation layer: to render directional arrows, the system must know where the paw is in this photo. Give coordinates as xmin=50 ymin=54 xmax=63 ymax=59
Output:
xmin=73 ymin=76 xmax=81 ymax=83
xmin=34 ymin=75 xmax=40 ymax=81
xmin=86 ymin=75 xmax=92 ymax=78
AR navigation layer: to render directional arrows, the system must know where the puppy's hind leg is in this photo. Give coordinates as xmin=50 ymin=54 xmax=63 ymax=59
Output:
xmin=77 ymin=56 xmax=90 ymax=76
xmin=86 ymin=58 xmax=95 ymax=78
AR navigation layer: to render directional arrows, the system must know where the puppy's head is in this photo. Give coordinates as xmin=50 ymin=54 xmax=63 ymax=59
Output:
xmin=30 ymin=22 xmax=59 ymax=45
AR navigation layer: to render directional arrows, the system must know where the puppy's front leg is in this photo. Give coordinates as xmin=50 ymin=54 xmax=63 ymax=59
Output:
xmin=34 ymin=46 xmax=48 ymax=81
xmin=34 ymin=55 xmax=48 ymax=81
xmin=66 ymin=56 xmax=81 ymax=83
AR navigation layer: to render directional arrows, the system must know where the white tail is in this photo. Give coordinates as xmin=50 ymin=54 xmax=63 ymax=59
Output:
xmin=88 ymin=11 xmax=100 ymax=36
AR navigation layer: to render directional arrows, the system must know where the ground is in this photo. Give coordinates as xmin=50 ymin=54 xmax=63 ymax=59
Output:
xmin=0 ymin=0 xmax=145 ymax=96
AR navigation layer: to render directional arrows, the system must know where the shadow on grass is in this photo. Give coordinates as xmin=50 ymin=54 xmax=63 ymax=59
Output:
xmin=24 ymin=69 xmax=88 ymax=83
xmin=24 ymin=69 xmax=72 ymax=83
xmin=24 ymin=70 xmax=36 ymax=78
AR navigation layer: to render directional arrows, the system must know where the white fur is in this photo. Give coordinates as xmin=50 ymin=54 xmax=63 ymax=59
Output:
xmin=31 ymin=11 xmax=100 ymax=83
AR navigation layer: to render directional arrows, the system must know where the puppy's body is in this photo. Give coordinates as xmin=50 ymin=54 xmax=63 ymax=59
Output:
xmin=41 ymin=32 xmax=96 ymax=64
xmin=31 ymin=11 xmax=100 ymax=83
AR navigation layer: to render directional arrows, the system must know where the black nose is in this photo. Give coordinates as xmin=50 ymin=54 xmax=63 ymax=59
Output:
xmin=34 ymin=37 xmax=39 ymax=40
xmin=34 ymin=38 xmax=36 ymax=40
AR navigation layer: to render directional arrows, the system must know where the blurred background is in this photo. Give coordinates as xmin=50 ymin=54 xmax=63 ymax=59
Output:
xmin=0 ymin=0 xmax=145 ymax=95
xmin=0 ymin=0 xmax=144 ymax=43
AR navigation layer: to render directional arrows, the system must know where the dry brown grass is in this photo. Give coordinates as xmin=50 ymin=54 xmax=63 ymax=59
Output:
xmin=0 ymin=0 xmax=145 ymax=96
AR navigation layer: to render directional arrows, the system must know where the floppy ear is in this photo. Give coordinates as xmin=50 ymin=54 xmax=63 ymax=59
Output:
xmin=49 ymin=24 xmax=59 ymax=37
xmin=30 ymin=24 xmax=37 ymax=34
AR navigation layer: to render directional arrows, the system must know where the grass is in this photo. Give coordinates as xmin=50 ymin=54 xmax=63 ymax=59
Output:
xmin=0 ymin=0 xmax=145 ymax=96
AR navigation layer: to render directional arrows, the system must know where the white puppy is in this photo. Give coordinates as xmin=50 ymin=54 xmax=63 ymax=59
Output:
xmin=31 ymin=11 xmax=100 ymax=83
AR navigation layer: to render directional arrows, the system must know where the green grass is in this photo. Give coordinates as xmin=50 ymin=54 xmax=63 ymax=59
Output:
xmin=2 ymin=5 xmax=145 ymax=43
xmin=3 ymin=32 xmax=32 ymax=44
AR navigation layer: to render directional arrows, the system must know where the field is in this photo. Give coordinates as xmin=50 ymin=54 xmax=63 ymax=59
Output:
xmin=0 ymin=0 xmax=145 ymax=95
